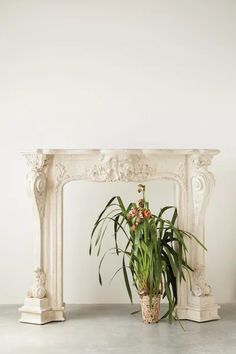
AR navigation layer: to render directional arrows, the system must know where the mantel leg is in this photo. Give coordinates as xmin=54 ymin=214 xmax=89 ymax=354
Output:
xmin=19 ymin=154 xmax=52 ymax=324
xmin=177 ymin=154 xmax=220 ymax=322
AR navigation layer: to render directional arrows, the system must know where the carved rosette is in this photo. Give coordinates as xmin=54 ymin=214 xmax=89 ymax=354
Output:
xmin=88 ymin=154 xmax=154 ymax=182
xmin=192 ymin=265 xmax=211 ymax=297
xmin=27 ymin=268 xmax=47 ymax=299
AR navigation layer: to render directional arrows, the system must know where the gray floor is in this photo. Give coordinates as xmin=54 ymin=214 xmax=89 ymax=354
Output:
xmin=0 ymin=304 xmax=235 ymax=354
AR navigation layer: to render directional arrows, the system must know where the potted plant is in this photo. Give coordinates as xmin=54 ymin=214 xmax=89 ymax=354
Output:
xmin=89 ymin=184 xmax=205 ymax=323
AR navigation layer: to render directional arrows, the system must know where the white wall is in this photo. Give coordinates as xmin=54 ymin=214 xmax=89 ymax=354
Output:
xmin=0 ymin=0 xmax=235 ymax=304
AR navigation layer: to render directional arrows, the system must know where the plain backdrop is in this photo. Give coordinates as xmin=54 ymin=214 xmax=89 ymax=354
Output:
xmin=0 ymin=0 xmax=235 ymax=304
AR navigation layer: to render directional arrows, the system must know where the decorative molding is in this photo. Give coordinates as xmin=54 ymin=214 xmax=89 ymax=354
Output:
xmin=56 ymin=163 xmax=70 ymax=191
xmin=177 ymin=161 xmax=185 ymax=182
xmin=192 ymin=265 xmax=211 ymax=297
xmin=27 ymin=268 xmax=47 ymax=299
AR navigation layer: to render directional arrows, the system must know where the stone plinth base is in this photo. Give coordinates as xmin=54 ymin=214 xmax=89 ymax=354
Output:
xmin=19 ymin=298 xmax=65 ymax=324
xmin=176 ymin=295 xmax=220 ymax=322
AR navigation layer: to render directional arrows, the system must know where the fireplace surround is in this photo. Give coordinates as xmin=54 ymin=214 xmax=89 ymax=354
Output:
xmin=19 ymin=149 xmax=220 ymax=324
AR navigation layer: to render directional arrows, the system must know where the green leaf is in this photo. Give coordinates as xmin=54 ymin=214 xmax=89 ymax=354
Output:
xmin=163 ymin=246 xmax=177 ymax=278
xmin=158 ymin=206 xmax=176 ymax=219
xmin=181 ymin=230 xmax=207 ymax=251
xmin=114 ymin=215 xmax=120 ymax=255
xmin=116 ymin=196 xmax=126 ymax=215
xmin=163 ymin=272 xmax=174 ymax=323
xmin=123 ymin=256 xmax=133 ymax=303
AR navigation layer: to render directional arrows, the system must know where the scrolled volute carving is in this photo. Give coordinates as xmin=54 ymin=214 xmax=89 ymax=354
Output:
xmin=191 ymin=265 xmax=211 ymax=297
xmin=25 ymin=153 xmax=48 ymax=218
xmin=191 ymin=173 xmax=206 ymax=222
xmin=191 ymin=154 xmax=215 ymax=223
xmin=27 ymin=268 xmax=47 ymax=299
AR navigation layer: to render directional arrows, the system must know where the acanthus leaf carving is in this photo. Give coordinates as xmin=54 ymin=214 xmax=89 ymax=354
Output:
xmin=191 ymin=265 xmax=211 ymax=297
xmin=27 ymin=268 xmax=47 ymax=299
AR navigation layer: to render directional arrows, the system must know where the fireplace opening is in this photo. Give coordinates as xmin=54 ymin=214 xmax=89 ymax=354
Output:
xmin=63 ymin=180 xmax=176 ymax=306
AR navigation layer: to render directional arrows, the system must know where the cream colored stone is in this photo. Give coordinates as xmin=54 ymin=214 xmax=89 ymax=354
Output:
xmin=19 ymin=149 xmax=220 ymax=324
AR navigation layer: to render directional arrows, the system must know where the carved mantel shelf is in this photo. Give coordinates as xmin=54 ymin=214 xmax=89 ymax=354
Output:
xmin=19 ymin=148 xmax=220 ymax=324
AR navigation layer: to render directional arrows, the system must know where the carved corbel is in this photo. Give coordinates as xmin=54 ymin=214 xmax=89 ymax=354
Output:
xmin=25 ymin=153 xmax=48 ymax=218
xmin=191 ymin=154 xmax=215 ymax=225
xmin=189 ymin=154 xmax=215 ymax=297
xmin=24 ymin=153 xmax=48 ymax=297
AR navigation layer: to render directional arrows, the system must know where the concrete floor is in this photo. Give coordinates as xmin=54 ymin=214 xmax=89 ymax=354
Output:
xmin=0 ymin=304 xmax=235 ymax=354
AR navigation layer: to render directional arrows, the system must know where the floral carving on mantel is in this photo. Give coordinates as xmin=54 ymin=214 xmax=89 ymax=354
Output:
xmin=88 ymin=154 xmax=154 ymax=182
xmin=56 ymin=162 xmax=70 ymax=191
xmin=191 ymin=265 xmax=211 ymax=297
xmin=27 ymin=268 xmax=47 ymax=299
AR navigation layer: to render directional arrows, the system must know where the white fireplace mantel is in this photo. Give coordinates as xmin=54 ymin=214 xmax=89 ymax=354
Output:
xmin=19 ymin=149 xmax=220 ymax=324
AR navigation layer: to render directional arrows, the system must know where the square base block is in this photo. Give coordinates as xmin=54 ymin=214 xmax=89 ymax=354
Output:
xmin=176 ymin=295 xmax=220 ymax=322
xmin=19 ymin=298 xmax=65 ymax=325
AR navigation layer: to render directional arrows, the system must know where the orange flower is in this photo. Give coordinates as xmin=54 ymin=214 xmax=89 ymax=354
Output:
xmin=131 ymin=207 xmax=138 ymax=216
xmin=142 ymin=209 xmax=152 ymax=219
